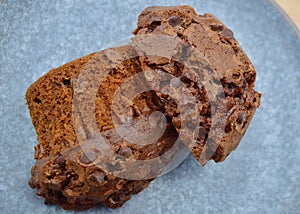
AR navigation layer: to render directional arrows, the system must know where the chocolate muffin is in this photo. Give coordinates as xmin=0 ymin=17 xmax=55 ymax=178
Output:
xmin=26 ymin=5 xmax=261 ymax=210
xmin=133 ymin=5 xmax=261 ymax=164
xmin=26 ymin=45 xmax=179 ymax=209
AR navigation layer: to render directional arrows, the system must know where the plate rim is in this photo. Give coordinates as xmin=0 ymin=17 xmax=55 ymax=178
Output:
xmin=268 ymin=0 xmax=300 ymax=39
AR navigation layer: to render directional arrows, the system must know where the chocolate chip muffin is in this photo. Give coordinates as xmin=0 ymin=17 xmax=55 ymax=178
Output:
xmin=26 ymin=45 xmax=178 ymax=209
xmin=26 ymin=5 xmax=261 ymax=210
xmin=133 ymin=5 xmax=261 ymax=164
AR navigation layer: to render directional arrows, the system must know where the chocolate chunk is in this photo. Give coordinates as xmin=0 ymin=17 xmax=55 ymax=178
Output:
xmin=118 ymin=146 xmax=133 ymax=158
xmin=210 ymin=24 xmax=224 ymax=31
xmin=237 ymin=111 xmax=246 ymax=125
xmin=168 ymin=16 xmax=182 ymax=27
xmin=55 ymin=154 xmax=66 ymax=167
xmin=49 ymin=180 xmax=62 ymax=191
xmin=149 ymin=21 xmax=161 ymax=30
xmin=195 ymin=126 xmax=207 ymax=139
xmin=88 ymin=172 xmax=106 ymax=185
xmin=62 ymin=78 xmax=71 ymax=86
xmin=79 ymin=150 xmax=96 ymax=164
xmin=221 ymin=28 xmax=234 ymax=39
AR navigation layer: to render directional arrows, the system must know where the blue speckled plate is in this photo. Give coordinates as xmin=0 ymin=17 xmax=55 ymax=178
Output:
xmin=0 ymin=0 xmax=299 ymax=213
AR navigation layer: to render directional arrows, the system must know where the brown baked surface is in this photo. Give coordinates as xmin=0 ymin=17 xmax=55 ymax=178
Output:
xmin=133 ymin=5 xmax=261 ymax=163
xmin=26 ymin=5 xmax=261 ymax=210
xmin=26 ymin=45 xmax=178 ymax=210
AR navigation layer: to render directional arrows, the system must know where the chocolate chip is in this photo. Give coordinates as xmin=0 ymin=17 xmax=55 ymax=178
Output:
xmin=118 ymin=146 xmax=132 ymax=158
xmin=194 ymin=126 xmax=207 ymax=140
xmin=198 ymin=126 xmax=207 ymax=137
xmin=224 ymin=122 xmax=232 ymax=133
xmin=49 ymin=180 xmax=61 ymax=191
xmin=164 ymin=115 xmax=171 ymax=123
xmin=111 ymin=195 xmax=121 ymax=202
xmin=232 ymin=71 xmax=241 ymax=79
xmin=130 ymin=106 xmax=140 ymax=117
xmin=210 ymin=24 xmax=224 ymax=31
xmin=55 ymin=154 xmax=66 ymax=167
xmin=149 ymin=21 xmax=161 ymax=30
xmin=221 ymin=28 xmax=234 ymax=39
xmin=33 ymin=97 xmax=41 ymax=104
xmin=62 ymin=78 xmax=71 ymax=86
xmin=168 ymin=16 xmax=182 ymax=27
xmin=79 ymin=150 xmax=96 ymax=164
xmin=237 ymin=111 xmax=246 ymax=125
xmin=89 ymin=172 xmax=106 ymax=185
xmin=174 ymin=61 xmax=184 ymax=76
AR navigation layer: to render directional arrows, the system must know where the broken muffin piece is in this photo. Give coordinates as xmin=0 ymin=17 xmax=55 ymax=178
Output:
xmin=26 ymin=45 xmax=179 ymax=209
xmin=133 ymin=5 xmax=261 ymax=164
xmin=26 ymin=5 xmax=261 ymax=210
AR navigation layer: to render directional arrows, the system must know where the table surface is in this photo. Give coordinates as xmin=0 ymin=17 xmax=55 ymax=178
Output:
xmin=275 ymin=0 xmax=300 ymax=29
